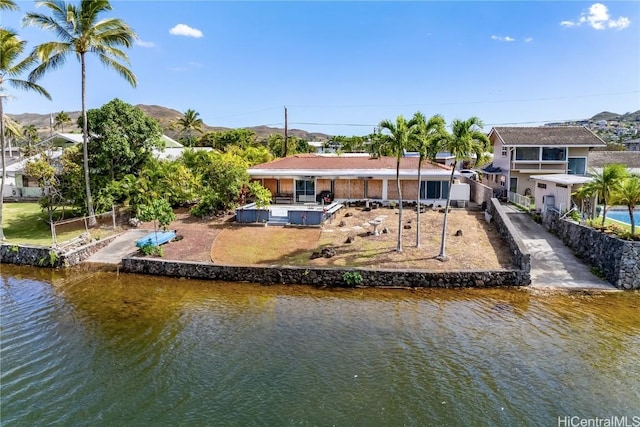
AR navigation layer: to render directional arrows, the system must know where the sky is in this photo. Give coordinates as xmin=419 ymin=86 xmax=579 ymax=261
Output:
xmin=1 ymin=1 xmax=639 ymax=137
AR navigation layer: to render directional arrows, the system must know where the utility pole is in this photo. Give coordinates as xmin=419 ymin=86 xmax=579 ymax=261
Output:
xmin=284 ymin=106 xmax=288 ymax=157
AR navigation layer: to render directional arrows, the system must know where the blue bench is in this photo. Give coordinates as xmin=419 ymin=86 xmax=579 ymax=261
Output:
xmin=136 ymin=230 xmax=177 ymax=248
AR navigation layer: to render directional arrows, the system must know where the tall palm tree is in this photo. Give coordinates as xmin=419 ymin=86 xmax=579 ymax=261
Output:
xmin=410 ymin=112 xmax=446 ymax=248
xmin=437 ymin=117 xmax=489 ymax=261
xmin=54 ymin=110 xmax=71 ymax=132
xmin=583 ymin=164 xmax=629 ymax=227
xmin=174 ymin=109 xmax=203 ymax=147
xmin=0 ymin=29 xmax=51 ymax=241
xmin=610 ymin=175 xmax=640 ymax=235
xmin=23 ymin=124 xmax=40 ymax=156
xmin=24 ymin=0 xmax=137 ymax=225
xmin=377 ymin=115 xmax=418 ymax=253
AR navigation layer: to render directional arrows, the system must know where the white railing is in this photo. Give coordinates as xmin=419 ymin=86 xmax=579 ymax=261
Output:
xmin=508 ymin=192 xmax=532 ymax=211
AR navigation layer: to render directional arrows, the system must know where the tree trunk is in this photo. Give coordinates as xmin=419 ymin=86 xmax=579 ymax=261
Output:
xmin=396 ymin=158 xmax=402 ymax=253
xmin=437 ymin=166 xmax=456 ymax=261
xmin=416 ymin=157 xmax=422 ymax=248
xmin=629 ymin=205 xmax=635 ymax=236
xmin=0 ymin=97 xmax=6 ymax=241
xmin=81 ymin=54 xmax=97 ymax=226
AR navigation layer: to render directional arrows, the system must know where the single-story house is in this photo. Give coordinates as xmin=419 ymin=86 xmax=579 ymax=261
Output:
xmin=530 ymin=174 xmax=593 ymax=214
xmin=248 ymin=153 xmax=469 ymax=205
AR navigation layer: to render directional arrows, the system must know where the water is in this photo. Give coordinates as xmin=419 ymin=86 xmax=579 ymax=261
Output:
xmin=607 ymin=209 xmax=640 ymax=226
xmin=1 ymin=265 xmax=639 ymax=426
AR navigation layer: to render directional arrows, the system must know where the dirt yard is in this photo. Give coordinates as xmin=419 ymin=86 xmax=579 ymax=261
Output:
xmin=151 ymin=206 xmax=513 ymax=271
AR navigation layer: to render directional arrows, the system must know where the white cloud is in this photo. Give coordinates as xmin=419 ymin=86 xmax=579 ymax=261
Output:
xmin=524 ymin=37 xmax=534 ymax=43
xmin=561 ymin=3 xmax=630 ymax=30
xmin=135 ymin=39 xmax=156 ymax=48
xmin=491 ymin=35 xmax=515 ymax=42
xmin=169 ymin=24 xmax=203 ymax=38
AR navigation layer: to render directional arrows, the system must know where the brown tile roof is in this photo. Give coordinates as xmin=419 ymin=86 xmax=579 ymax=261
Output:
xmin=588 ymin=151 xmax=640 ymax=169
xmin=251 ymin=154 xmax=452 ymax=171
xmin=491 ymin=126 xmax=606 ymax=147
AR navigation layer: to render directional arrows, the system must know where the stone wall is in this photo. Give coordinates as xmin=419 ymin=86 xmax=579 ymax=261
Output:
xmin=486 ymin=198 xmax=532 ymax=274
xmin=121 ymin=257 xmax=530 ymax=288
xmin=543 ymin=211 xmax=640 ymax=290
xmin=1 ymin=234 xmax=119 ymax=268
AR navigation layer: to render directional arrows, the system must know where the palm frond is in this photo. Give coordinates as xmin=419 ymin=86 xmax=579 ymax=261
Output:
xmin=97 ymin=54 xmax=137 ymax=87
xmin=28 ymin=49 xmax=70 ymax=82
xmin=7 ymin=78 xmax=52 ymax=100
xmin=0 ymin=0 xmax=19 ymax=11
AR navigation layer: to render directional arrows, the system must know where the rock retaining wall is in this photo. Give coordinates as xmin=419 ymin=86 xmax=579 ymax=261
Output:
xmin=121 ymin=257 xmax=530 ymax=288
xmin=1 ymin=234 xmax=119 ymax=268
xmin=486 ymin=198 xmax=531 ymax=274
xmin=543 ymin=211 xmax=640 ymax=290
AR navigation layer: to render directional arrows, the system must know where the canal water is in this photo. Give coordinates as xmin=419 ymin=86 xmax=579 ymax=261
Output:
xmin=1 ymin=265 xmax=639 ymax=426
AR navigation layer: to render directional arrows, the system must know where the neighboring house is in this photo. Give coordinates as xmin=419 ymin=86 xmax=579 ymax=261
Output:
xmin=1 ymin=133 xmax=197 ymax=198
xmin=482 ymin=126 xmax=606 ymax=197
xmin=529 ymin=174 xmax=593 ymax=214
xmin=248 ymin=153 xmax=469 ymax=205
xmin=588 ymin=151 xmax=640 ymax=176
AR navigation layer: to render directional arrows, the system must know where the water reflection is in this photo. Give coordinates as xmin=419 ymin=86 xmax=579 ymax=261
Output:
xmin=1 ymin=264 xmax=638 ymax=426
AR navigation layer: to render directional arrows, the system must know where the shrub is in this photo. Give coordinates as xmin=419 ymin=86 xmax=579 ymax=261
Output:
xmin=342 ymin=271 xmax=363 ymax=287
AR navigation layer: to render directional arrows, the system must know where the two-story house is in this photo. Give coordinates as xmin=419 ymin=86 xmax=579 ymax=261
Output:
xmin=482 ymin=126 xmax=606 ymax=197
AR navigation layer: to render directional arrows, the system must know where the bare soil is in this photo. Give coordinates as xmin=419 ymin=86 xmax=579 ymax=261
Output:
xmin=148 ymin=206 xmax=513 ymax=271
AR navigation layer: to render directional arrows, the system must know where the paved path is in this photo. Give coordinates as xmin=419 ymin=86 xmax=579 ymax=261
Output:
xmin=85 ymin=229 xmax=151 ymax=265
xmin=504 ymin=207 xmax=615 ymax=289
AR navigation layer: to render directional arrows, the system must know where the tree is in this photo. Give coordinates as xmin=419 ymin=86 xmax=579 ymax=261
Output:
xmin=54 ymin=110 xmax=71 ymax=132
xmin=0 ymin=0 xmax=18 ymax=11
xmin=610 ymin=176 xmax=640 ymax=236
xmin=377 ymin=115 xmax=418 ymax=253
xmin=137 ymin=198 xmax=176 ymax=247
xmin=24 ymin=154 xmax=65 ymax=228
xmin=174 ymin=109 xmax=203 ymax=147
xmin=582 ymin=164 xmax=629 ymax=227
xmin=410 ymin=112 xmax=446 ymax=248
xmin=25 ymin=0 xmax=137 ymax=226
xmin=437 ymin=117 xmax=490 ymax=261
xmin=0 ymin=28 xmax=51 ymax=241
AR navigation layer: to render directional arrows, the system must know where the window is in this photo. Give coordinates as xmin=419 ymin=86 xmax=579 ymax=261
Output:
xmin=537 ymin=183 xmax=547 ymax=189
xmin=420 ymin=180 xmax=449 ymax=199
xmin=501 ymin=145 xmax=508 ymax=157
xmin=515 ymin=147 xmax=539 ymax=161
xmin=295 ymin=180 xmax=315 ymax=202
xmin=542 ymin=147 xmax=566 ymax=161
xmin=568 ymin=158 xmax=586 ymax=175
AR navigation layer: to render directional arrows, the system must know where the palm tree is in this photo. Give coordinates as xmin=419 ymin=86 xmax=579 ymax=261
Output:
xmin=0 ymin=0 xmax=18 ymax=10
xmin=22 ymin=124 xmax=40 ymax=156
xmin=410 ymin=112 xmax=446 ymax=248
xmin=377 ymin=115 xmax=418 ymax=253
xmin=24 ymin=0 xmax=137 ymax=225
xmin=583 ymin=164 xmax=628 ymax=227
xmin=54 ymin=110 xmax=71 ymax=132
xmin=437 ymin=117 xmax=489 ymax=261
xmin=0 ymin=29 xmax=51 ymax=241
xmin=610 ymin=175 xmax=640 ymax=235
xmin=174 ymin=109 xmax=203 ymax=147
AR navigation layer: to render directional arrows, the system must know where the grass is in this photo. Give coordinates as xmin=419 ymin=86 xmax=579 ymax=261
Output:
xmin=2 ymin=202 xmax=113 ymax=246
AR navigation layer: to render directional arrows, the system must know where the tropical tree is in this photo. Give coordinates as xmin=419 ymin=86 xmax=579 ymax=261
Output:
xmin=582 ymin=164 xmax=629 ymax=227
xmin=610 ymin=175 xmax=640 ymax=236
xmin=174 ymin=109 xmax=203 ymax=147
xmin=25 ymin=0 xmax=137 ymax=226
xmin=377 ymin=115 xmax=418 ymax=253
xmin=54 ymin=110 xmax=71 ymax=132
xmin=0 ymin=28 xmax=51 ymax=241
xmin=0 ymin=0 xmax=18 ymax=11
xmin=410 ymin=112 xmax=446 ymax=248
xmin=437 ymin=117 xmax=489 ymax=261
xmin=22 ymin=124 xmax=40 ymax=156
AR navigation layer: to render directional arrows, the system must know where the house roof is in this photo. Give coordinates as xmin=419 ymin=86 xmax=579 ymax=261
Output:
xmin=37 ymin=133 xmax=85 ymax=147
xmin=490 ymin=126 xmax=606 ymax=147
xmin=249 ymin=153 xmax=454 ymax=178
xmin=530 ymin=174 xmax=593 ymax=186
xmin=588 ymin=151 xmax=640 ymax=169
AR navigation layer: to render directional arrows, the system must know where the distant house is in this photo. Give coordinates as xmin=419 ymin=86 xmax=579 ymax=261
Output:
xmin=621 ymin=138 xmax=640 ymax=151
xmin=482 ymin=126 xmax=606 ymax=197
xmin=588 ymin=151 xmax=640 ymax=176
xmin=248 ymin=153 xmax=470 ymax=205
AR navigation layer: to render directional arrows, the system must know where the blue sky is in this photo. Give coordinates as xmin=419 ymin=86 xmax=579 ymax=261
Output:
xmin=2 ymin=1 xmax=639 ymax=136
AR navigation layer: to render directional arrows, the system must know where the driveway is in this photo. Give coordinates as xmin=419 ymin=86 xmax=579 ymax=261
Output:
xmin=85 ymin=229 xmax=151 ymax=265
xmin=505 ymin=209 xmax=615 ymax=289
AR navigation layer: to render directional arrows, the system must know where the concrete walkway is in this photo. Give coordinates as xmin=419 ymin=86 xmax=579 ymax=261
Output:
xmin=503 ymin=206 xmax=615 ymax=289
xmin=85 ymin=229 xmax=151 ymax=265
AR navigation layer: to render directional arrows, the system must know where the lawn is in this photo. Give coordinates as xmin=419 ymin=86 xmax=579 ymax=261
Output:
xmin=2 ymin=203 xmax=113 ymax=246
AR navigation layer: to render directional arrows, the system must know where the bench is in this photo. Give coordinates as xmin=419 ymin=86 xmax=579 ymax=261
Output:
xmin=322 ymin=203 xmax=344 ymax=223
xmin=272 ymin=193 xmax=293 ymax=204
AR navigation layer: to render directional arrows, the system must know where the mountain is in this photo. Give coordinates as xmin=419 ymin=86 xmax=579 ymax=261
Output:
xmin=590 ymin=110 xmax=640 ymax=122
xmin=5 ymin=104 xmax=331 ymax=142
